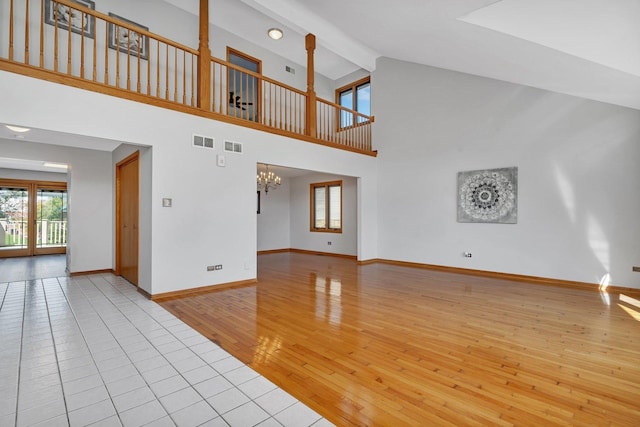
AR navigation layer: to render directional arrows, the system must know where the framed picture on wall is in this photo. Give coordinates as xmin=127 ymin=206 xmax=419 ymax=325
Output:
xmin=108 ymin=13 xmax=149 ymax=60
xmin=44 ymin=0 xmax=96 ymax=39
xmin=457 ymin=167 xmax=518 ymax=224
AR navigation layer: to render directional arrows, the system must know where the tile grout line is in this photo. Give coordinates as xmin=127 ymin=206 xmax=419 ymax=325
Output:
xmin=13 ymin=281 xmax=27 ymax=427
xmin=43 ymin=277 xmax=76 ymax=427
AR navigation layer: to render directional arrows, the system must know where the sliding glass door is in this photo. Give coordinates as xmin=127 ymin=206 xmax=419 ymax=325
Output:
xmin=36 ymin=188 xmax=68 ymax=253
xmin=0 ymin=179 xmax=67 ymax=258
xmin=0 ymin=184 xmax=29 ymax=256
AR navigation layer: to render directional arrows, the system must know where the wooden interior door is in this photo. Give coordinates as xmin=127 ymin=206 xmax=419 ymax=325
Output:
xmin=116 ymin=152 xmax=139 ymax=286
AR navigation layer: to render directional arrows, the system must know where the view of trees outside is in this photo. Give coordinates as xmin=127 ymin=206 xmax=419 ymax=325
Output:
xmin=0 ymin=187 xmax=67 ymax=248
xmin=0 ymin=188 xmax=28 ymax=247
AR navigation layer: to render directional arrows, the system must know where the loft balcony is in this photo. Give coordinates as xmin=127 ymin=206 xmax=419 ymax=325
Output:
xmin=0 ymin=0 xmax=375 ymax=156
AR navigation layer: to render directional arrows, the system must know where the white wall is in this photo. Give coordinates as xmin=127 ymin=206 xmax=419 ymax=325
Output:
xmin=0 ymin=139 xmax=112 ymax=273
xmin=0 ymin=71 xmax=378 ymax=295
xmin=374 ymin=57 xmax=640 ymax=289
xmin=257 ymin=179 xmax=291 ymax=251
xmin=290 ymin=173 xmax=357 ymax=256
xmin=0 ymin=168 xmax=66 ymax=182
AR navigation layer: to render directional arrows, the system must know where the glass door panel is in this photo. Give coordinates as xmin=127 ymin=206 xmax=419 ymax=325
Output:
xmin=0 ymin=186 xmax=30 ymax=255
xmin=36 ymin=188 xmax=67 ymax=252
xmin=228 ymin=49 xmax=260 ymax=122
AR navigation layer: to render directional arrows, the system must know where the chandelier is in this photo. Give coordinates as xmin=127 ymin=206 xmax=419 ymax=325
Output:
xmin=257 ymin=164 xmax=281 ymax=194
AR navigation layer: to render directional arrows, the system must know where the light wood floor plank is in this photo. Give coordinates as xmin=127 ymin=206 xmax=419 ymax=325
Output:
xmin=159 ymin=253 xmax=640 ymax=426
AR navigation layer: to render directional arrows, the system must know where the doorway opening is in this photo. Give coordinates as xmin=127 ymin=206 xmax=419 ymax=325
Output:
xmin=0 ymin=179 xmax=67 ymax=258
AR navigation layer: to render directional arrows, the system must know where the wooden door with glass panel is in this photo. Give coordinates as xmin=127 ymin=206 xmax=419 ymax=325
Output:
xmin=227 ymin=48 xmax=261 ymax=122
xmin=0 ymin=179 xmax=67 ymax=258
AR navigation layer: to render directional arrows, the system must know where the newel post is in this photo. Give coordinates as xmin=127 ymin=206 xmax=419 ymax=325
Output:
xmin=197 ymin=0 xmax=211 ymax=110
xmin=305 ymin=33 xmax=317 ymax=138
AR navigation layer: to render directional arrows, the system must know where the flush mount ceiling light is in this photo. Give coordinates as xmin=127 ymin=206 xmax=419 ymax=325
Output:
xmin=267 ymin=28 xmax=283 ymax=40
xmin=6 ymin=125 xmax=30 ymax=133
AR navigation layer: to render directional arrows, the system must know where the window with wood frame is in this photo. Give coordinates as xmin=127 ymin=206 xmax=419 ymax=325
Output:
xmin=311 ymin=181 xmax=342 ymax=233
xmin=336 ymin=76 xmax=370 ymax=128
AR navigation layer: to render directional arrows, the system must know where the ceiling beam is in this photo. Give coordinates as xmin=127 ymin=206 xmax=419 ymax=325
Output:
xmin=240 ymin=0 xmax=379 ymax=72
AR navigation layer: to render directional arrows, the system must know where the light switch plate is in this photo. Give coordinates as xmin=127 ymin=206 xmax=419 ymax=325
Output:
xmin=217 ymin=155 xmax=226 ymax=167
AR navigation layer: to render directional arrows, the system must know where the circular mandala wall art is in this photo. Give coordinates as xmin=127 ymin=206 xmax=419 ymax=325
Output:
xmin=457 ymin=167 xmax=517 ymax=223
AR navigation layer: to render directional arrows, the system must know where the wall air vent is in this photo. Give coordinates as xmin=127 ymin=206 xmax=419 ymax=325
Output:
xmin=193 ymin=134 xmax=215 ymax=149
xmin=224 ymin=140 xmax=243 ymax=154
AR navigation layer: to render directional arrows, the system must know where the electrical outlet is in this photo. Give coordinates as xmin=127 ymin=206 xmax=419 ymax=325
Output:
xmin=214 ymin=264 xmax=223 ymax=270
xmin=207 ymin=265 xmax=215 ymax=271
xmin=463 ymin=252 xmax=472 ymax=258
xmin=633 ymin=266 xmax=640 ymax=272
xmin=327 ymin=241 xmax=332 ymax=246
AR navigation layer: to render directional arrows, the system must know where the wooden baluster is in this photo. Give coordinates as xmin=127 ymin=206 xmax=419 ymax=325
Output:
xmin=279 ymin=87 xmax=283 ymax=129
xmin=173 ymin=48 xmax=178 ymax=102
xmin=104 ymin=23 xmax=108 ymax=84
xmin=137 ymin=32 xmax=141 ymax=93
xmin=156 ymin=42 xmax=160 ymax=97
xmin=80 ymin=11 xmax=85 ymax=79
xmin=67 ymin=15 xmax=71 ymax=74
xmin=165 ymin=44 xmax=169 ymax=99
xmin=92 ymin=18 xmax=97 ymax=82
xmin=288 ymin=91 xmax=292 ymax=132
xmin=53 ymin=5 xmax=59 ymax=72
xmin=24 ymin=0 xmax=29 ymax=64
xmin=182 ymin=51 xmax=186 ymax=104
xmin=190 ymin=55 xmax=195 ymax=107
xmin=147 ymin=40 xmax=152 ymax=95
xmin=9 ymin=0 xmax=14 ymax=61
xmin=115 ymin=25 xmax=120 ymax=87
xmin=218 ymin=63 xmax=223 ymax=114
xmin=39 ymin=0 xmax=44 ymax=67
xmin=126 ymin=29 xmax=131 ymax=90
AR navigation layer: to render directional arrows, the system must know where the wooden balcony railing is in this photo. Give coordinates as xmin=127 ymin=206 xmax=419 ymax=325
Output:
xmin=0 ymin=0 xmax=376 ymax=155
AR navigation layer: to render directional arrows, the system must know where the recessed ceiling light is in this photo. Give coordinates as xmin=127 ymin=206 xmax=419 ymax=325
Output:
xmin=43 ymin=162 xmax=68 ymax=169
xmin=268 ymin=28 xmax=283 ymax=40
xmin=6 ymin=125 xmax=30 ymax=133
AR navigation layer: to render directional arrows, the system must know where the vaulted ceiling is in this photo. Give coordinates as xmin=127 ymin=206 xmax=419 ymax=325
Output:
xmin=167 ymin=0 xmax=640 ymax=110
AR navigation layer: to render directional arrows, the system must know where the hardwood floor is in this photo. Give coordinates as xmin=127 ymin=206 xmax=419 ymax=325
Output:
xmin=159 ymin=253 xmax=640 ymax=426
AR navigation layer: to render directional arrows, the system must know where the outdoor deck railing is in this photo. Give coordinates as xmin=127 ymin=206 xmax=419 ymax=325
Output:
xmin=0 ymin=0 xmax=375 ymax=155
xmin=0 ymin=219 xmax=67 ymax=248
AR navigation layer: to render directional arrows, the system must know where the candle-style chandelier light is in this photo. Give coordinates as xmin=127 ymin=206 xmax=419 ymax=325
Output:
xmin=257 ymin=164 xmax=281 ymax=194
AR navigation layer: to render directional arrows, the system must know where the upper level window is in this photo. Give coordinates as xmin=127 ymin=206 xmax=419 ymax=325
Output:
xmin=311 ymin=181 xmax=342 ymax=233
xmin=336 ymin=76 xmax=370 ymax=128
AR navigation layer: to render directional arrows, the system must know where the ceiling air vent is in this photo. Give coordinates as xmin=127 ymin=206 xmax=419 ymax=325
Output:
xmin=224 ymin=140 xmax=243 ymax=154
xmin=193 ymin=134 xmax=215 ymax=149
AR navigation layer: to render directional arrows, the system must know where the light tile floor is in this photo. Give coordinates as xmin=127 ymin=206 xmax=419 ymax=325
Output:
xmin=0 ymin=274 xmax=334 ymax=427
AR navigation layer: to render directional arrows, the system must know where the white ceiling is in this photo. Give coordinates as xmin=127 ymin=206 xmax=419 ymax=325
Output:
xmin=169 ymin=0 xmax=640 ymax=110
